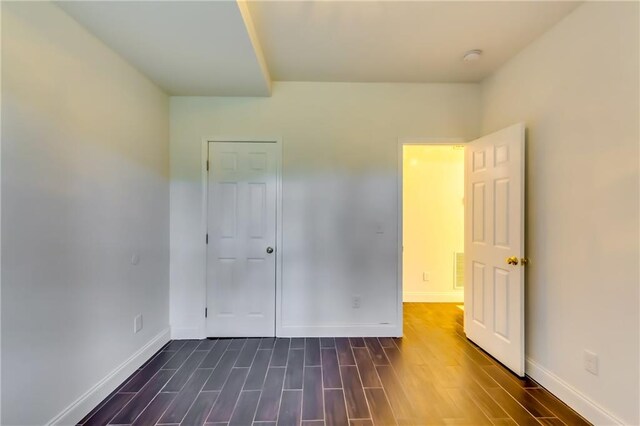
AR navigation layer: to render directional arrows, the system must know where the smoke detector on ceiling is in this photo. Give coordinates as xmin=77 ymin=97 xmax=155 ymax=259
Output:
xmin=463 ymin=49 xmax=483 ymax=62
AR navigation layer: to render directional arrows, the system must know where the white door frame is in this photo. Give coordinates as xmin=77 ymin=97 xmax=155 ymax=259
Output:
xmin=201 ymin=136 xmax=283 ymax=337
xmin=396 ymin=137 xmax=466 ymax=328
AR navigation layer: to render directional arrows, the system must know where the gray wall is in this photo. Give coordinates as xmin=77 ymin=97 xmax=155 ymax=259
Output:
xmin=1 ymin=3 xmax=170 ymax=424
xmin=170 ymin=82 xmax=480 ymax=338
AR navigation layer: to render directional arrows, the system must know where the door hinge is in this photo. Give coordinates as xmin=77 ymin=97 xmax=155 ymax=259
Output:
xmin=206 ymin=160 xmax=209 ymax=171
xmin=205 ymin=308 xmax=208 ymax=318
xmin=206 ymin=233 xmax=208 ymax=244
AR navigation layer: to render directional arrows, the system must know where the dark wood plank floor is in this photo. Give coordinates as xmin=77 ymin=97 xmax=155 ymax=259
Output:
xmin=79 ymin=303 xmax=590 ymax=426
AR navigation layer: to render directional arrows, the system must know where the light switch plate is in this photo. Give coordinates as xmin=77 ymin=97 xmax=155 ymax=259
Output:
xmin=134 ymin=314 xmax=143 ymax=334
xmin=584 ymin=350 xmax=598 ymax=375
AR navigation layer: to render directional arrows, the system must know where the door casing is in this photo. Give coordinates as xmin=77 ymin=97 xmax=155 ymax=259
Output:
xmin=201 ymin=137 xmax=283 ymax=338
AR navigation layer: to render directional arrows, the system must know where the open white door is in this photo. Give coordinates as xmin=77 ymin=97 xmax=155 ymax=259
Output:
xmin=464 ymin=123 xmax=525 ymax=376
xmin=206 ymin=141 xmax=278 ymax=337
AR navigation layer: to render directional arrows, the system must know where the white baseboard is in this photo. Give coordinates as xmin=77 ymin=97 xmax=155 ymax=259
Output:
xmin=173 ymin=324 xmax=402 ymax=339
xmin=403 ymin=291 xmax=463 ymax=303
xmin=526 ymin=357 xmax=625 ymax=425
xmin=47 ymin=327 xmax=171 ymax=426
xmin=279 ymin=323 xmax=401 ymax=337
xmin=171 ymin=326 xmax=204 ymax=339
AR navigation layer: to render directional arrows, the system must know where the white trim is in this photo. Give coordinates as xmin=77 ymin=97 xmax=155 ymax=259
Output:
xmin=396 ymin=136 xmax=467 ymax=330
xmin=526 ymin=357 xmax=625 ymax=425
xmin=398 ymin=137 xmax=467 ymax=146
xmin=396 ymin=141 xmax=403 ymax=338
xmin=202 ymin=136 xmax=283 ymax=338
xmin=280 ymin=324 xmax=399 ymax=338
xmin=236 ymin=0 xmax=272 ymax=96
xmin=46 ymin=327 xmax=170 ymax=426
xmin=171 ymin=326 xmax=203 ymax=340
xmin=403 ymin=291 xmax=464 ymax=303
xmin=274 ymin=141 xmax=284 ymax=337
xmin=197 ymin=138 xmax=209 ymax=340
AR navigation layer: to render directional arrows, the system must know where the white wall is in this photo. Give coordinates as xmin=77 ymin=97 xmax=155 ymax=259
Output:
xmin=481 ymin=2 xmax=639 ymax=424
xmin=170 ymin=82 xmax=480 ymax=337
xmin=402 ymin=145 xmax=465 ymax=302
xmin=1 ymin=3 xmax=170 ymax=425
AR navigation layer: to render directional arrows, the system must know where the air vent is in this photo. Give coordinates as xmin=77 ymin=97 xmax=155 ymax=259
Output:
xmin=454 ymin=252 xmax=464 ymax=289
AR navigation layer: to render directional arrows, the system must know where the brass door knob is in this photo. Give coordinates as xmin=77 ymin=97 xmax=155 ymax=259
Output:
xmin=506 ymin=256 xmax=519 ymax=265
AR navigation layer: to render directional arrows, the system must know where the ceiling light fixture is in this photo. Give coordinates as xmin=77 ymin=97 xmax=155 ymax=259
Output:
xmin=463 ymin=49 xmax=483 ymax=62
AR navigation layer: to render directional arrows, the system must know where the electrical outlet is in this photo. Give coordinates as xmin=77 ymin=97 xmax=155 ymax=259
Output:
xmin=352 ymin=296 xmax=361 ymax=309
xmin=375 ymin=223 xmax=384 ymax=234
xmin=423 ymin=272 xmax=430 ymax=282
xmin=134 ymin=314 xmax=143 ymax=334
xmin=584 ymin=350 xmax=598 ymax=375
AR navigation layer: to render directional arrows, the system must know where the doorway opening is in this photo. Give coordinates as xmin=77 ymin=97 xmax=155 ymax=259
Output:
xmin=398 ymin=124 xmax=526 ymax=377
xmin=402 ymin=143 xmax=465 ymax=308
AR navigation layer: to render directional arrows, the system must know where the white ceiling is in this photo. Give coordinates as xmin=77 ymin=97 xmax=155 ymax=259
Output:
xmin=57 ymin=1 xmax=581 ymax=95
xmin=248 ymin=1 xmax=581 ymax=83
xmin=58 ymin=1 xmax=271 ymax=96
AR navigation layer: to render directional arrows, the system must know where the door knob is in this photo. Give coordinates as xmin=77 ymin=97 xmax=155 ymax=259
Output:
xmin=266 ymin=247 xmax=274 ymax=254
xmin=506 ymin=256 xmax=519 ymax=265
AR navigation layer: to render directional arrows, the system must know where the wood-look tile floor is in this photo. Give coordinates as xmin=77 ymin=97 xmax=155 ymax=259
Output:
xmin=79 ymin=303 xmax=590 ymax=426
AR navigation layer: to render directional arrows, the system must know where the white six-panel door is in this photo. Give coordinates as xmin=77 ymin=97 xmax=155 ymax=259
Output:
xmin=206 ymin=141 xmax=278 ymax=337
xmin=464 ymin=123 xmax=526 ymax=376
